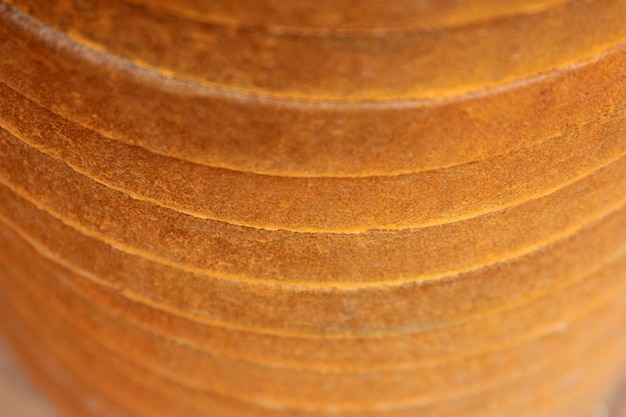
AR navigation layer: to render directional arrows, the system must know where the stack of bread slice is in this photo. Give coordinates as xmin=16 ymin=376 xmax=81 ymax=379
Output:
xmin=1 ymin=1 xmax=626 ymax=416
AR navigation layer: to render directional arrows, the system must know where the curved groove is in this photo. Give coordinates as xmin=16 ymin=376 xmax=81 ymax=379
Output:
xmin=119 ymin=0 xmax=573 ymax=37
xmin=3 ymin=102 xmax=626 ymax=233
xmin=3 ymin=208 xmax=626 ymax=350
xmin=3 ymin=167 xmax=626 ymax=290
xmin=0 ymin=311 xmax=551 ymax=416
xmin=3 ymin=9 xmax=626 ymax=178
xmin=4 ymin=5 xmax=626 ymax=180
xmin=1 ymin=283 xmax=556 ymax=410
xmin=3 ymin=115 xmax=624 ymax=254
xmin=0 ymin=317 xmax=135 ymax=417
xmin=0 ymin=79 xmax=575 ymax=182
xmin=4 ymin=214 xmax=624 ymax=372
xmin=2 ymin=201 xmax=626 ymax=343
xmin=3 ymin=154 xmax=625 ymax=335
xmin=2 ymin=166 xmax=626 ymax=290
xmin=5 ymin=280 xmax=601 ymax=414
xmin=56 ymin=22 xmax=626 ymax=105
xmin=3 ymin=3 xmax=624 ymax=106
xmin=4 ymin=226 xmax=626 ymax=382
xmin=4 ymin=316 xmax=620 ymax=417
xmin=4 ymin=2 xmax=626 ymax=412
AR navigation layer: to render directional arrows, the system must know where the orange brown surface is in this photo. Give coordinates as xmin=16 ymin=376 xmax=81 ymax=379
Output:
xmin=1 ymin=1 xmax=626 ymax=416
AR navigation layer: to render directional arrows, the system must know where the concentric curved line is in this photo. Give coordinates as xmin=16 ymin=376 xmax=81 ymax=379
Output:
xmin=119 ymin=0 xmax=573 ymax=37
xmin=4 ymin=233 xmax=626 ymax=379
xmin=0 ymin=289 xmax=590 ymax=413
xmin=3 ymin=3 xmax=624 ymax=106
xmin=4 ymin=166 xmax=619 ymax=333
xmin=4 ymin=204 xmax=626 ymax=341
xmin=1 ymin=157 xmax=626 ymax=289
xmin=4 ymin=219 xmax=625 ymax=378
xmin=3 ymin=12 xmax=626 ymax=179
xmin=0 ymin=317 xmax=133 ymax=417
xmin=4 ymin=3 xmax=626 ymax=183
xmin=3 ymin=100 xmax=626 ymax=233
xmin=5 ymin=255 xmax=626 ymax=412
xmin=6 ymin=308 xmax=618 ymax=417
xmin=2 ymin=198 xmax=626 ymax=351
xmin=2 ymin=164 xmax=626 ymax=290
xmin=0 ymin=79 xmax=583 ymax=183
